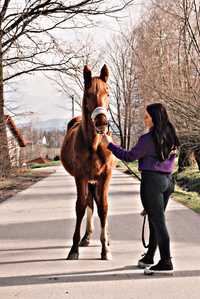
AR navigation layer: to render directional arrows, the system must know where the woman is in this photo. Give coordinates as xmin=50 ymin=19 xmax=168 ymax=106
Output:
xmin=102 ymin=103 xmax=179 ymax=275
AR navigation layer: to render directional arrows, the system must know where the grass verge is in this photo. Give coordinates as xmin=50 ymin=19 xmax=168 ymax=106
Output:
xmin=30 ymin=160 xmax=61 ymax=169
xmin=0 ymin=168 xmax=56 ymax=202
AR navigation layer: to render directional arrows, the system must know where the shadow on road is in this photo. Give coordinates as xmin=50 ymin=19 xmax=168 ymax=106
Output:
xmin=0 ymin=266 xmax=200 ymax=287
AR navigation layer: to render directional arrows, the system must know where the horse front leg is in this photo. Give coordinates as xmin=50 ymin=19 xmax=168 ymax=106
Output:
xmin=67 ymin=178 xmax=88 ymax=260
xmin=79 ymin=206 xmax=94 ymax=247
xmin=79 ymin=183 xmax=95 ymax=247
xmin=96 ymin=174 xmax=112 ymax=260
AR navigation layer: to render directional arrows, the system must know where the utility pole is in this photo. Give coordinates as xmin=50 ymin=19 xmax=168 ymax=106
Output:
xmin=71 ymin=95 xmax=75 ymax=118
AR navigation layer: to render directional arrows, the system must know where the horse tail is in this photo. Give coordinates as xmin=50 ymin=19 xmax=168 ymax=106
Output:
xmin=67 ymin=116 xmax=82 ymax=132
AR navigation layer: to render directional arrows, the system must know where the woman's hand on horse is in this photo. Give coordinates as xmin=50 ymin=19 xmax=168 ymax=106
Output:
xmin=102 ymin=133 xmax=112 ymax=147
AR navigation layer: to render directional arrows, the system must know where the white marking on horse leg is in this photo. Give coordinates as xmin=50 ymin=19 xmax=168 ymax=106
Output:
xmin=79 ymin=206 xmax=94 ymax=246
xmin=86 ymin=206 xmax=94 ymax=237
xmin=100 ymin=219 xmax=112 ymax=260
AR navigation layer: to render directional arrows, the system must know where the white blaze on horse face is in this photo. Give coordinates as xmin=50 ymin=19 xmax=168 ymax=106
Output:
xmin=96 ymin=81 xmax=109 ymax=109
xmin=97 ymin=93 xmax=109 ymax=110
xmin=86 ymin=206 xmax=94 ymax=236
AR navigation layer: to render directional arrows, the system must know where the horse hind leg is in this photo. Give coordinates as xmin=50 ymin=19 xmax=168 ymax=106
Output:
xmin=79 ymin=183 xmax=95 ymax=247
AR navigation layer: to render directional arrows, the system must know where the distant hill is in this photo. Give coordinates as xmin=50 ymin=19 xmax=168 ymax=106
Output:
xmin=20 ymin=118 xmax=69 ymax=131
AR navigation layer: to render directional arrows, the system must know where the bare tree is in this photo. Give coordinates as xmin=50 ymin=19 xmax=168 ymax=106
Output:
xmin=107 ymin=31 xmax=144 ymax=149
xmin=0 ymin=20 xmax=11 ymax=175
xmin=51 ymin=37 xmax=106 ymax=115
xmin=131 ymin=0 xmax=200 ymax=170
xmin=0 ymin=0 xmax=134 ymax=177
xmin=99 ymin=0 xmax=199 ymax=169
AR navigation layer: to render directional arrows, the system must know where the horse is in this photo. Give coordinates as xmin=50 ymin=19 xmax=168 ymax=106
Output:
xmin=61 ymin=64 xmax=115 ymax=260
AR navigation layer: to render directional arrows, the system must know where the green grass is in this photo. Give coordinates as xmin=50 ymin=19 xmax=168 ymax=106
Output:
xmin=174 ymin=167 xmax=200 ymax=193
xmin=30 ymin=161 xmax=61 ymax=169
xmin=117 ymin=160 xmax=141 ymax=179
xmin=117 ymin=161 xmax=200 ymax=214
xmin=173 ymin=186 xmax=200 ymax=213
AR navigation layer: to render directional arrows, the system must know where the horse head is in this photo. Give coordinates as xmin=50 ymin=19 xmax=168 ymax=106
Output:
xmin=83 ymin=64 xmax=110 ymax=134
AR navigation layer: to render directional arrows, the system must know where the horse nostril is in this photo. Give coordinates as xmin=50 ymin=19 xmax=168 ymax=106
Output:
xmin=94 ymin=114 xmax=108 ymax=126
xmin=95 ymin=120 xmax=108 ymax=127
xmin=94 ymin=116 xmax=109 ymax=134
xmin=95 ymin=125 xmax=108 ymax=134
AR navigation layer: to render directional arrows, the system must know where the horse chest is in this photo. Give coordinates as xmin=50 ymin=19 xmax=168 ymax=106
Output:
xmin=91 ymin=152 xmax=104 ymax=168
xmin=77 ymin=150 xmax=106 ymax=179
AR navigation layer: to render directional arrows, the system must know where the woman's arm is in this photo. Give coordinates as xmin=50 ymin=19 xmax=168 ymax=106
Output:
xmin=102 ymin=134 xmax=150 ymax=162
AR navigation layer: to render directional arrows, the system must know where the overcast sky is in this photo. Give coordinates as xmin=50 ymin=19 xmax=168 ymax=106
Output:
xmin=5 ymin=1 xmax=146 ymax=124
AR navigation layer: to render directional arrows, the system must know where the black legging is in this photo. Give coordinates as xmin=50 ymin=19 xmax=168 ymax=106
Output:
xmin=140 ymin=171 xmax=175 ymax=261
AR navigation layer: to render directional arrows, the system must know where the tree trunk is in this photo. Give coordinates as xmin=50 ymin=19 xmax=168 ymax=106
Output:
xmin=0 ymin=27 xmax=11 ymax=178
xmin=194 ymin=149 xmax=200 ymax=171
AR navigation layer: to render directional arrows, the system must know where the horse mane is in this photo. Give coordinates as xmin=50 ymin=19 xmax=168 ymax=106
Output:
xmin=67 ymin=116 xmax=82 ymax=132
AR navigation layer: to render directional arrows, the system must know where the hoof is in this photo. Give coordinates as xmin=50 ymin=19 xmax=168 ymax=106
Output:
xmin=79 ymin=238 xmax=90 ymax=247
xmin=66 ymin=252 xmax=79 ymax=260
xmin=101 ymin=252 xmax=112 ymax=261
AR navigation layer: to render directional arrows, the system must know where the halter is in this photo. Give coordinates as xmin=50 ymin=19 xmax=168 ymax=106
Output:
xmin=91 ymin=107 xmax=110 ymax=134
xmin=91 ymin=107 xmax=109 ymax=121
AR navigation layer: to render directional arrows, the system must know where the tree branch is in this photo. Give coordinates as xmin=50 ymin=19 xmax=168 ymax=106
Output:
xmin=0 ymin=0 xmax=11 ymax=20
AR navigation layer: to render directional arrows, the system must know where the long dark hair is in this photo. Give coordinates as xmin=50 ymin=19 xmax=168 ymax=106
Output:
xmin=146 ymin=103 xmax=180 ymax=162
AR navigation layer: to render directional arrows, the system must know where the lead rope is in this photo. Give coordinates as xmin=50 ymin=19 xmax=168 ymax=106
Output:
xmin=141 ymin=210 xmax=149 ymax=248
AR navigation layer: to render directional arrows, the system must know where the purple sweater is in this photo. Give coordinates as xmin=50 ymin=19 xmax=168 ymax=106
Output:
xmin=108 ymin=131 xmax=175 ymax=173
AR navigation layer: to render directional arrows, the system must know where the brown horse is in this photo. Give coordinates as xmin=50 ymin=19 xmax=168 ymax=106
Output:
xmin=61 ymin=64 xmax=115 ymax=260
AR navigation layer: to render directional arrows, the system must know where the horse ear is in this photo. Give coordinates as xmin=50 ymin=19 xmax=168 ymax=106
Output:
xmin=100 ymin=64 xmax=109 ymax=82
xmin=83 ymin=65 xmax=92 ymax=88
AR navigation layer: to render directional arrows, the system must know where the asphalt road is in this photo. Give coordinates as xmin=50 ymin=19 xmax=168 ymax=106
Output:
xmin=0 ymin=166 xmax=199 ymax=299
